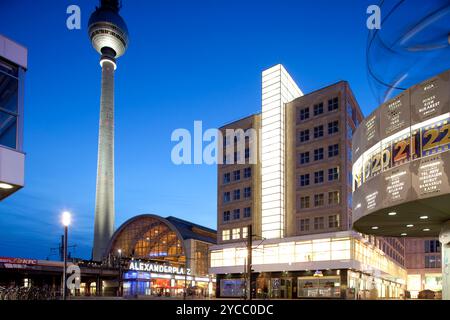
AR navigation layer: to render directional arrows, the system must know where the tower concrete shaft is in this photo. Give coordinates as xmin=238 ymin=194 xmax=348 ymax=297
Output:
xmin=92 ymin=59 xmax=115 ymax=261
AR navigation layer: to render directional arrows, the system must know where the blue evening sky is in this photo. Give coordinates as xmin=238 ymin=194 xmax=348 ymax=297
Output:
xmin=0 ymin=0 xmax=399 ymax=259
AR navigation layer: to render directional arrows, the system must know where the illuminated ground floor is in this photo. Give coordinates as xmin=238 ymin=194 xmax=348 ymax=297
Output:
xmin=406 ymin=271 xmax=442 ymax=299
xmin=122 ymin=270 xmax=215 ymax=298
xmin=217 ymin=269 xmax=404 ymax=299
xmin=209 ymin=231 xmax=407 ymax=299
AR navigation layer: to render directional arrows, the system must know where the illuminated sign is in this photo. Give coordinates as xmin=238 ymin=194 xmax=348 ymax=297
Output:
xmin=352 ymin=70 xmax=450 ymax=226
xmin=128 ymin=261 xmax=191 ymax=275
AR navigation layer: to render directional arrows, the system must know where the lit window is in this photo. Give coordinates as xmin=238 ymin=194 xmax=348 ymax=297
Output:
xmin=300 ymin=196 xmax=310 ymax=209
xmin=314 ymin=194 xmax=324 ymax=207
xmin=222 ymin=230 xmax=230 ymax=241
xmin=314 ymin=217 xmax=324 ymax=230
xmin=328 ymin=191 xmax=340 ymax=205
xmin=242 ymin=227 xmax=248 ymax=239
xmin=328 ymin=215 xmax=340 ymax=228
xmin=299 ymin=219 xmax=310 ymax=232
xmin=232 ymin=228 xmax=240 ymax=240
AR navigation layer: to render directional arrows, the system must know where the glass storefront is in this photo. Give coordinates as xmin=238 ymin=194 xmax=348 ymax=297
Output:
xmin=220 ymin=279 xmax=245 ymax=297
xmin=297 ymin=276 xmax=341 ymax=298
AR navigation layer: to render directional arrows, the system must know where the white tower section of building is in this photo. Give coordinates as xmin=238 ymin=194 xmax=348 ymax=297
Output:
xmin=261 ymin=65 xmax=302 ymax=239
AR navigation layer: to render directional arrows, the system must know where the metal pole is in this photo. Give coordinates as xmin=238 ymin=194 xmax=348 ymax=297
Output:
xmin=247 ymin=224 xmax=252 ymax=301
xmin=118 ymin=252 xmax=122 ymax=297
xmin=184 ymin=263 xmax=187 ymax=300
xmin=63 ymin=226 xmax=68 ymax=300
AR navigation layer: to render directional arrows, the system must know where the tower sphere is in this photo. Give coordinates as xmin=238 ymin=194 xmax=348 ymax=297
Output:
xmin=88 ymin=0 xmax=129 ymax=59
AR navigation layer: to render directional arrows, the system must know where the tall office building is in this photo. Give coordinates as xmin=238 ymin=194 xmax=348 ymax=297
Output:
xmin=211 ymin=65 xmax=407 ymax=299
xmin=0 ymin=35 xmax=26 ymax=201
xmin=89 ymin=0 xmax=129 ymax=261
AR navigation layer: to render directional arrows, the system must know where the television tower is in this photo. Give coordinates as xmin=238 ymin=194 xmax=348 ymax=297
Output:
xmin=88 ymin=0 xmax=129 ymax=261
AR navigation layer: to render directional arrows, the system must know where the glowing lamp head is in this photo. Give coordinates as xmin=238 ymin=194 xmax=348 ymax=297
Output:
xmin=62 ymin=211 xmax=72 ymax=227
xmin=88 ymin=0 xmax=129 ymax=59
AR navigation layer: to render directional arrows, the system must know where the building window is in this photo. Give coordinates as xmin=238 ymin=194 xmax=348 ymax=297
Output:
xmin=222 ymin=230 xmax=230 ymax=241
xmin=300 ymin=174 xmax=310 ymax=187
xmin=232 ymin=228 xmax=240 ymax=240
xmin=314 ymin=148 xmax=324 ymax=161
xmin=299 ymin=219 xmax=310 ymax=232
xmin=244 ymin=187 xmax=252 ymax=199
xmin=242 ymin=227 xmax=248 ymax=239
xmin=299 ymin=107 xmax=310 ymax=121
xmin=299 ymin=129 xmax=310 ymax=143
xmin=314 ymin=217 xmax=325 ymax=230
xmin=313 ymin=103 xmax=324 ymax=116
xmin=314 ymin=194 xmax=324 ymax=207
xmin=234 ymin=170 xmax=241 ymax=181
xmin=223 ymin=211 xmax=231 ymax=222
xmin=244 ymin=167 xmax=252 ymax=178
xmin=314 ymin=125 xmax=324 ymax=138
xmin=233 ymin=189 xmax=241 ymax=201
xmin=328 ymin=215 xmax=340 ymax=228
xmin=314 ymin=171 xmax=324 ymax=184
xmin=425 ymin=255 xmax=441 ymax=268
xmin=233 ymin=209 xmax=240 ymax=220
xmin=223 ymin=192 xmax=231 ymax=203
xmin=244 ymin=207 xmax=251 ymax=218
xmin=328 ymin=120 xmax=339 ymax=135
xmin=328 ymin=167 xmax=339 ymax=181
xmin=328 ymin=144 xmax=339 ymax=158
xmin=328 ymin=97 xmax=339 ymax=112
xmin=300 ymin=152 xmax=310 ymax=165
xmin=425 ymin=240 xmax=441 ymax=253
xmin=223 ymin=173 xmax=231 ymax=184
xmin=245 ymin=148 xmax=250 ymax=159
xmin=0 ymin=61 xmax=19 ymax=150
xmin=300 ymin=196 xmax=310 ymax=209
xmin=328 ymin=191 xmax=340 ymax=205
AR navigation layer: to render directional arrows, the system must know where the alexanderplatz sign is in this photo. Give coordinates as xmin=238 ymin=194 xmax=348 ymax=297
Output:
xmin=351 ymin=69 xmax=450 ymax=299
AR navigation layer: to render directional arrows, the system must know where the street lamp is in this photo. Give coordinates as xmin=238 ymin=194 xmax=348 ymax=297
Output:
xmin=118 ymin=249 xmax=122 ymax=297
xmin=61 ymin=211 xmax=71 ymax=300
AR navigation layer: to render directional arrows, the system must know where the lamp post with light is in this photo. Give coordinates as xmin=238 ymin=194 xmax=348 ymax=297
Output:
xmin=61 ymin=211 xmax=71 ymax=300
xmin=118 ymin=249 xmax=122 ymax=297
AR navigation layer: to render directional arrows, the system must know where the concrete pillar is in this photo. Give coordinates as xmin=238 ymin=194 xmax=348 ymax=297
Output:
xmin=439 ymin=221 xmax=450 ymax=300
xmin=92 ymin=58 xmax=116 ymax=261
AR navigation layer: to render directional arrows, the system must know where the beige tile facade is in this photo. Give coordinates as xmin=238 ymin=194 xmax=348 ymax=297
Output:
xmin=217 ymin=114 xmax=261 ymax=245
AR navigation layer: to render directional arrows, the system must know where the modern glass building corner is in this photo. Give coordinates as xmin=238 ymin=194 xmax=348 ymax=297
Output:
xmin=0 ymin=34 xmax=27 ymax=200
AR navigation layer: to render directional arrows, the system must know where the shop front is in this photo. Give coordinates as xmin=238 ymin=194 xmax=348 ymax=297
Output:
xmin=217 ymin=269 xmax=404 ymax=299
xmin=122 ymin=261 xmax=215 ymax=298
